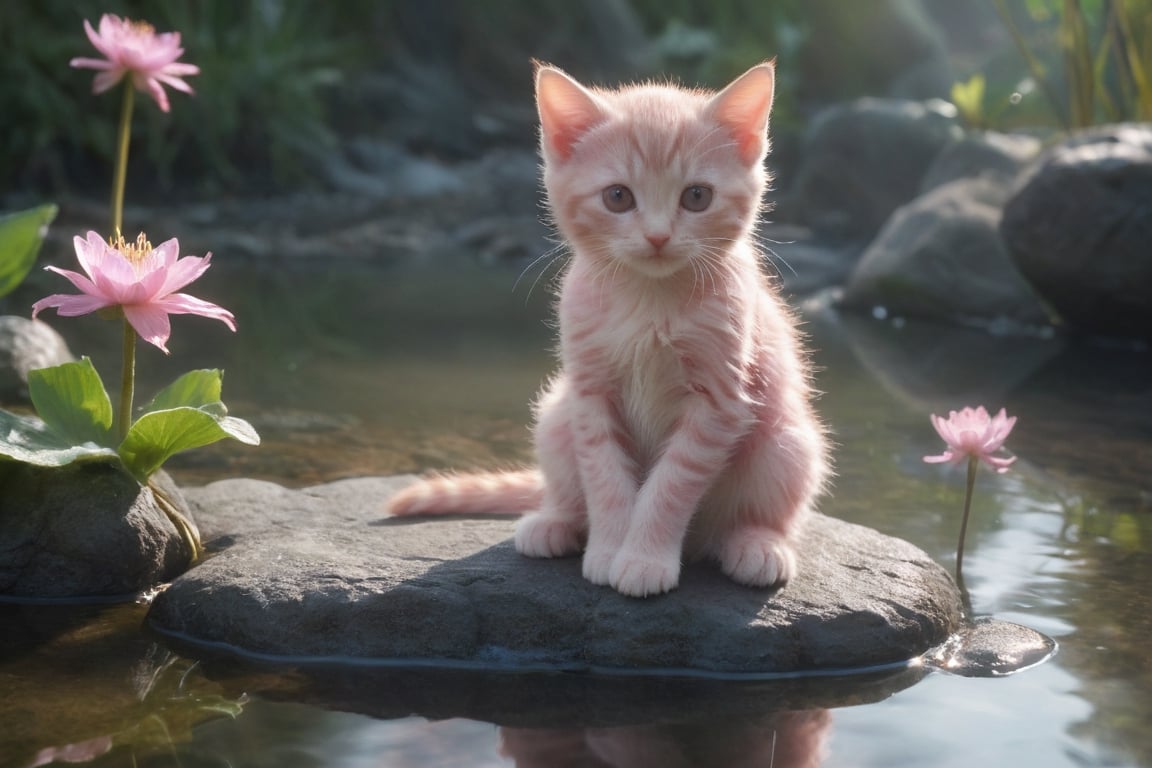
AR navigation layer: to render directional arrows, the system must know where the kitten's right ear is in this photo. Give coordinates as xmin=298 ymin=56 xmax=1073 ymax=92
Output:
xmin=535 ymin=63 xmax=606 ymax=162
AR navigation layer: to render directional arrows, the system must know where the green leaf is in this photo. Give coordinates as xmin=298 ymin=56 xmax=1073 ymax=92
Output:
xmin=0 ymin=409 xmax=120 ymax=467
xmin=144 ymin=369 xmax=224 ymax=413
xmin=950 ymin=74 xmax=987 ymax=128
xmin=1025 ymin=0 xmax=1057 ymax=21
xmin=0 ymin=203 xmax=58 ymax=298
xmin=27 ymin=358 xmax=115 ymax=447
xmin=118 ymin=405 xmax=260 ymax=482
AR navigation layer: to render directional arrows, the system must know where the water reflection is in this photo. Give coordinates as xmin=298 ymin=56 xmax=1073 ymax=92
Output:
xmin=0 ymin=603 xmax=244 ymax=768
xmin=499 ymin=710 xmax=830 ymax=767
xmin=3 ymin=266 xmax=1151 ymax=765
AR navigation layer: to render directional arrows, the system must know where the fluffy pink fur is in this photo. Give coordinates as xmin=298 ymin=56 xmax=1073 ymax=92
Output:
xmin=387 ymin=61 xmax=829 ymax=597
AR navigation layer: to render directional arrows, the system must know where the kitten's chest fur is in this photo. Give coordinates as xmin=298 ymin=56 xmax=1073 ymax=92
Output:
xmin=571 ymin=280 xmax=720 ymax=472
xmin=618 ymin=316 xmax=686 ymax=470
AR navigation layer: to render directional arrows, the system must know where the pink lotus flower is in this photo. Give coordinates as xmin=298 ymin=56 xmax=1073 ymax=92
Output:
xmin=924 ymin=406 xmax=1017 ymax=472
xmin=33 ymin=231 xmax=235 ymax=354
xmin=70 ymin=14 xmax=199 ymax=113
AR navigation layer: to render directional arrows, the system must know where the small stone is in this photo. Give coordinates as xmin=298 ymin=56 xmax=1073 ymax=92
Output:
xmin=0 ymin=316 xmax=75 ymax=403
xmin=149 ymin=476 xmax=964 ymax=675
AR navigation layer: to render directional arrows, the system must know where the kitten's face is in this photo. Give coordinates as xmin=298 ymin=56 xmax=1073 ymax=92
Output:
xmin=537 ymin=64 xmax=775 ymax=280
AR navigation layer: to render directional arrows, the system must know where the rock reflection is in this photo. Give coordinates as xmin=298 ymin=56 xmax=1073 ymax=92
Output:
xmin=0 ymin=603 xmax=245 ymax=768
xmin=499 ymin=710 xmax=830 ymax=768
xmin=827 ymin=308 xmax=1061 ymax=414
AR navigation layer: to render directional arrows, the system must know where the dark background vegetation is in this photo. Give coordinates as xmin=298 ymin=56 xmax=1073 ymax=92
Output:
xmin=0 ymin=0 xmax=1144 ymax=204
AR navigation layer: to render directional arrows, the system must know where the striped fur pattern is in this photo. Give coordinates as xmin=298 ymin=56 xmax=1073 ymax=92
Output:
xmin=387 ymin=61 xmax=830 ymax=596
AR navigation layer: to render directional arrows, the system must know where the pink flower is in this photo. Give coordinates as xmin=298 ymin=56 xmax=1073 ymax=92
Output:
xmin=33 ymin=231 xmax=235 ymax=354
xmin=70 ymin=14 xmax=199 ymax=113
xmin=924 ymin=406 xmax=1017 ymax=473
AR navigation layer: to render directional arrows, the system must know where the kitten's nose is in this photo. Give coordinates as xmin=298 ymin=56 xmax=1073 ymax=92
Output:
xmin=645 ymin=233 xmax=670 ymax=249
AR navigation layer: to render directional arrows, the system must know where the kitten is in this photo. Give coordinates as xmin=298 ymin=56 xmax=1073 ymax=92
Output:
xmin=387 ymin=61 xmax=829 ymax=597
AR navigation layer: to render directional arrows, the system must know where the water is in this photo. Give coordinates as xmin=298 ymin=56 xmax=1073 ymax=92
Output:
xmin=2 ymin=264 xmax=1150 ymax=767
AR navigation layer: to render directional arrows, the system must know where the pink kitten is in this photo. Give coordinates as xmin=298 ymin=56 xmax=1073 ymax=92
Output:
xmin=387 ymin=61 xmax=829 ymax=597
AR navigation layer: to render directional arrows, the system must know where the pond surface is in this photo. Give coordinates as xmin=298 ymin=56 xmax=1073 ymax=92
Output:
xmin=2 ymin=264 xmax=1151 ymax=767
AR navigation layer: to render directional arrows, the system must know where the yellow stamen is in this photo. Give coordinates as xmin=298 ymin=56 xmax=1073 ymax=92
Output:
xmin=127 ymin=19 xmax=156 ymax=36
xmin=109 ymin=231 xmax=154 ymax=264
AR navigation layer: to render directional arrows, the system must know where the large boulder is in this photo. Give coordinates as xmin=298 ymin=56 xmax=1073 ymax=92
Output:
xmin=787 ymin=98 xmax=963 ymax=240
xmin=149 ymin=476 xmax=964 ymax=675
xmin=0 ymin=316 xmax=74 ymax=403
xmin=839 ymin=176 xmax=1050 ymax=327
xmin=1000 ymin=124 xmax=1152 ymax=342
xmin=0 ymin=463 xmax=195 ymax=599
xmin=920 ymin=130 xmax=1042 ymax=192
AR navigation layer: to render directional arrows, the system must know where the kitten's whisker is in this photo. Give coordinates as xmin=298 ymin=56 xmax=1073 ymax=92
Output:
xmin=514 ymin=247 xmax=560 ymax=293
xmin=517 ymin=241 xmax=571 ymax=304
xmin=762 ymin=245 xmax=797 ymax=280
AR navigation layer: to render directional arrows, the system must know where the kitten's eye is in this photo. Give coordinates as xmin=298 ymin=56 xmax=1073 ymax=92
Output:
xmin=602 ymin=185 xmax=635 ymax=213
xmin=680 ymin=185 xmax=713 ymax=212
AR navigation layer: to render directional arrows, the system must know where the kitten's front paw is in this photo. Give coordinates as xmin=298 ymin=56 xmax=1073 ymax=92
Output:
xmin=581 ymin=547 xmax=615 ymax=585
xmin=515 ymin=513 xmax=584 ymax=558
xmin=607 ymin=551 xmax=681 ymax=597
xmin=718 ymin=529 xmax=796 ymax=588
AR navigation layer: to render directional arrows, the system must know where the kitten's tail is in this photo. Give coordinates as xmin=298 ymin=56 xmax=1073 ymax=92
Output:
xmin=385 ymin=469 xmax=544 ymax=516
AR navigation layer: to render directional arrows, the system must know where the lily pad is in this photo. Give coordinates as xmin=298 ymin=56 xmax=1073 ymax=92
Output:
xmin=0 ymin=409 xmax=118 ymax=467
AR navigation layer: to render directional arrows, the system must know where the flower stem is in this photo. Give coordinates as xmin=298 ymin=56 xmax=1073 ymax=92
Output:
xmin=111 ymin=81 xmax=135 ymax=234
xmin=118 ymin=318 xmax=136 ymax=441
xmin=148 ymin=477 xmax=202 ymax=563
xmin=956 ymin=456 xmax=978 ymax=582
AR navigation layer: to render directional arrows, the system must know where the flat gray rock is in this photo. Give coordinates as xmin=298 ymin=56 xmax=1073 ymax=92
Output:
xmin=150 ymin=476 xmax=964 ymax=675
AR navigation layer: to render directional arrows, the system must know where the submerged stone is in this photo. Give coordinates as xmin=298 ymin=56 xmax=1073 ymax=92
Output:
xmin=150 ymin=476 xmax=964 ymax=675
xmin=921 ymin=616 xmax=1058 ymax=677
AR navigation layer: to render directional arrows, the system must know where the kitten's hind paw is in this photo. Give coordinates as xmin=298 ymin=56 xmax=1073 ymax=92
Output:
xmin=514 ymin=513 xmax=584 ymax=558
xmin=608 ymin=552 xmax=681 ymax=597
xmin=719 ymin=529 xmax=796 ymax=588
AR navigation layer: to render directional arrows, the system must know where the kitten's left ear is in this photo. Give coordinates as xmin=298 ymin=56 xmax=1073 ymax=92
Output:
xmin=707 ymin=61 xmax=776 ymax=166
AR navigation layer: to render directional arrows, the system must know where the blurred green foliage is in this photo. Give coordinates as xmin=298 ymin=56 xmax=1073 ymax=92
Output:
xmin=0 ymin=205 xmax=58 ymax=300
xmin=631 ymin=0 xmax=805 ymax=82
xmin=12 ymin=0 xmax=1128 ymax=201
xmin=630 ymin=0 xmax=807 ymax=132
xmin=988 ymin=0 xmax=1152 ymax=128
xmin=0 ymin=0 xmax=381 ymax=198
